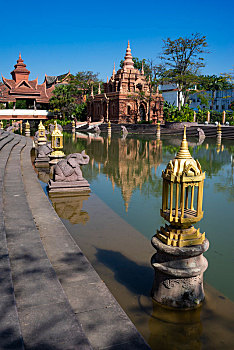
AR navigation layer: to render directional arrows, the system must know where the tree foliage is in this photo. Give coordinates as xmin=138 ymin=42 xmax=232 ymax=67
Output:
xmin=192 ymin=74 xmax=234 ymax=110
xmin=49 ymin=71 xmax=103 ymax=120
xmin=157 ymin=33 xmax=209 ymax=109
xmin=69 ymin=71 xmax=102 ymax=95
xmin=49 ymin=85 xmax=76 ymax=118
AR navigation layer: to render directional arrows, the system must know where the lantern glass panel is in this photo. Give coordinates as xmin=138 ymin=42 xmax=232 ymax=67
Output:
xmin=56 ymin=138 xmax=61 ymax=147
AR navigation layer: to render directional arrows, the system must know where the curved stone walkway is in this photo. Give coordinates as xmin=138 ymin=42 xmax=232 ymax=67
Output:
xmin=0 ymin=130 xmax=150 ymax=350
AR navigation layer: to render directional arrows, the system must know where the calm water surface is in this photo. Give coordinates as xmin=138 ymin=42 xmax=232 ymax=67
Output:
xmin=38 ymin=132 xmax=234 ymax=349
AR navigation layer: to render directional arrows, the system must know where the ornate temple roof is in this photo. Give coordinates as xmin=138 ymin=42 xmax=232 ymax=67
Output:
xmin=44 ymin=72 xmax=71 ymax=87
xmin=0 ymin=54 xmax=54 ymax=104
xmin=10 ymin=53 xmax=30 ymax=82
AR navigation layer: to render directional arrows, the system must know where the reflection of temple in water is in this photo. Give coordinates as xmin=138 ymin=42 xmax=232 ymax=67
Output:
xmin=84 ymin=137 xmax=162 ymax=211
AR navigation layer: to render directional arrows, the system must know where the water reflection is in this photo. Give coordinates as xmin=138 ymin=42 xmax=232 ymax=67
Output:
xmin=49 ymin=192 xmax=90 ymax=225
xmin=147 ymin=301 xmax=202 ymax=350
xmin=36 ymin=132 xmax=234 ymax=349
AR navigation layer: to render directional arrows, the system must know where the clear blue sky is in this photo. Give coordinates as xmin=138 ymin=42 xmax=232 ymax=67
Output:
xmin=1 ymin=0 xmax=233 ymax=83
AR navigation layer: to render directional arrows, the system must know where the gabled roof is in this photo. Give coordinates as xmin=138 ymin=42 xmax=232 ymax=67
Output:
xmin=44 ymin=72 xmax=71 ymax=86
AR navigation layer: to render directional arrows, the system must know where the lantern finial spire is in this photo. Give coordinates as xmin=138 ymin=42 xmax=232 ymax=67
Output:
xmin=175 ymin=125 xmax=192 ymax=159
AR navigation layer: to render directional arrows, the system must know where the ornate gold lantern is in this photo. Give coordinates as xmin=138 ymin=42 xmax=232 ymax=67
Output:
xmin=50 ymin=121 xmax=65 ymax=157
xmin=38 ymin=121 xmax=47 ymax=145
xmin=157 ymin=126 xmax=205 ymax=247
xmin=0 ymin=121 xmax=3 ymax=130
xmin=25 ymin=120 xmax=30 ymax=136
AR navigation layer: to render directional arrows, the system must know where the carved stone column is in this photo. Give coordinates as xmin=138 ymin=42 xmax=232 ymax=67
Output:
xmin=151 ymin=236 xmax=209 ymax=308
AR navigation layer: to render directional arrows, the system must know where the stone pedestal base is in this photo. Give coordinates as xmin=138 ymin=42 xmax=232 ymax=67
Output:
xmin=151 ymin=235 xmax=209 ymax=309
xmin=38 ymin=140 xmax=47 ymax=146
xmin=49 ymin=154 xmax=65 ymax=166
xmin=35 ymin=157 xmax=50 ymax=168
xmin=48 ymin=179 xmax=90 ymax=193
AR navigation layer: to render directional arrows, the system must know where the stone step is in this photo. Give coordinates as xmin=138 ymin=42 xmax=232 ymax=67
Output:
xmin=0 ymin=132 xmax=15 ymax=151
xmin=22 ymin=138 xmax=151 ymax=349
xmin=0 ymin=134 xmax=25 ymax=350
xmin=3 ymin=135 xmax=93 ymax=350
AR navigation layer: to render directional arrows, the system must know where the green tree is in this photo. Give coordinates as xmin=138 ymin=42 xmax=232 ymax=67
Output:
xmin=70 ymin=71 xmax=103 ymax=96
xmin=197 ymin=74 xmax=233 ymax=110
xmin=49 ymin=71 xmax=103 ymax=120
xmin=158 ymin=33 xmax=209 ymax=110
xmin=49 ymin=85 xmax=76 ymax=119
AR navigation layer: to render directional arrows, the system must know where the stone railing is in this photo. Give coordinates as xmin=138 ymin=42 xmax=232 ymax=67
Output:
xmin=0 ymin=109 xmax=53 ymax=119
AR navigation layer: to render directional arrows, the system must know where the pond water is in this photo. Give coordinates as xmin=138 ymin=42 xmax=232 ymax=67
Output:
xmin=37 ymin=131 xmax=234 ymax=349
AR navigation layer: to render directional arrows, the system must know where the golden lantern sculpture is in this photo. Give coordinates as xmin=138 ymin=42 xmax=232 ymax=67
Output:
xmin=37 ymin=121 xmax=47 ymax=145
xmin=0 ymin=120 xmax=3 ymax=130
xmin=50 ymin=121 xmax=65 ymax=158
xmin=157 ymin=126 xmax=205 ymax=247
xmin=25 ymin=120 xmax=30 ymax=136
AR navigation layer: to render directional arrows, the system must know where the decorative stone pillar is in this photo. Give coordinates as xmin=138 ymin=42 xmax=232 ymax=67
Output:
xmin=206 ymin=111 xmax=210 ymax=123
xmin=216 ymin=122 xmax=222 ymax=153
xmin=151 ymin=126 xmax=209 ymax=309
xmin=72 ymin=120 xmax=76 ymax=133
xmin=106 ymin=100 xmax=109 ymax=122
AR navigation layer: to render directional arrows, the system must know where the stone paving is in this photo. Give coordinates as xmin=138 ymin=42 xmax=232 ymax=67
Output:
xmin=0 ymin=130 xmax=150 ymax=349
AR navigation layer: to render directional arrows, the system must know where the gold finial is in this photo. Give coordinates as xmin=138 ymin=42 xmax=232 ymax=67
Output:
xmin=175 ymin=125 xmax=192 ymax=159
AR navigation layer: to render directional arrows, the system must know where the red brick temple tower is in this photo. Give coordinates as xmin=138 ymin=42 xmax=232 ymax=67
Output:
xmin=87 ymin=42 xmax=164 ymax=124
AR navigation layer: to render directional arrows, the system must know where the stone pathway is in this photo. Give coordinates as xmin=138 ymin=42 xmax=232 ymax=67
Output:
xmin=0 ymin=130 xmax=150 ymax=349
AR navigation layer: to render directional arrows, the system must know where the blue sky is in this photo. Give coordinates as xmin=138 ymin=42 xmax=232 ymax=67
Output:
xmin=1 ymin=0 xmax=233 ymax=83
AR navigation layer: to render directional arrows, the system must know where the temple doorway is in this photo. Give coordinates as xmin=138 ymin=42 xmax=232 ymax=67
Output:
xmin=139 ymin=104 xmax=146 ymax=121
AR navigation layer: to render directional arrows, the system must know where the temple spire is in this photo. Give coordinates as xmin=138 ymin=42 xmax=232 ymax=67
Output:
xmin=91 ymin=84 xmax=94 ymax=97
xmin=98 ymin=83 xmax=101 ymax=94
xmin=123 ymin=41 xmax=134 ymax=71
xmin=11 ymin=53 xmax=30 ymax=83
xmin=175 ymin=126 xmax=192 ymax=159
xmin=112 ymin=62 xmax=116 ymax=77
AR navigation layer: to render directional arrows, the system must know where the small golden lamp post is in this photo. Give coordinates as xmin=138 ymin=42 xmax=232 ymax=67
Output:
xmin=50 ymin=121 xmax=65 ymax=159
xmin=158 ymin=126 xmax=205 ymax=247
xmin=0 ymin=120 xmax=3 ymax=130
xmin=151 ymin=126 xmax=209 ymax=309
xmin=25 ymin=120 xmax=30 ymax=136
xmin=37 ymin=121 xmax=47 ymax=145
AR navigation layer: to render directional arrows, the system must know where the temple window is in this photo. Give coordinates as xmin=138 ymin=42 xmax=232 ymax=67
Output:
xmin=136 ymin=83 xmax=142 ymax=91
xmin=127 ymin=105 xmax=131 ymax=115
